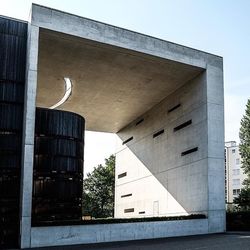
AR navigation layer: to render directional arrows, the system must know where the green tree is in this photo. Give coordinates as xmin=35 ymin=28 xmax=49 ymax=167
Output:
xmin=234 ymin=188 xmax=250 ymax=211
xmin=239 ymin=99 xmax=250 ymax=187
xmin=234 ymin=99 xmax=250 ymax=210
xmin=82 ymin=155 xmax=115 ymax=218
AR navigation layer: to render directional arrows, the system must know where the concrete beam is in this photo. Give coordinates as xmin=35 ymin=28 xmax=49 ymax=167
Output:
xmin=30 ymin=4 xmax=217 ymax=69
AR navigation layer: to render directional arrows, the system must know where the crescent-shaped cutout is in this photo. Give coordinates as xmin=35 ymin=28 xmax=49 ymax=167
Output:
xmin=49 ymin=77 xmax=72 ymax=109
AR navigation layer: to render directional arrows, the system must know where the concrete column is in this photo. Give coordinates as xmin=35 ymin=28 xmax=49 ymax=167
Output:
xmin=19 ymin=23 xmax=39 ymax=248
xmin=206 ymin=62 xmax=226 ymax=232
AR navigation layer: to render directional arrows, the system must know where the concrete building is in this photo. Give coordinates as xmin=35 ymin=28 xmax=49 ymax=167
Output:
xmin=0 ymin=4 xmax=225 ymax=249
xmin=225 ymin=141 xmax=247 ymax=204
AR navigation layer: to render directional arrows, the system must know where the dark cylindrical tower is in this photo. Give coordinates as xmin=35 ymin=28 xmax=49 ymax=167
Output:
xmin=0 ymin=18 xmax=27 ymax=248
xmin=32 ymin=108 xmax=85 ymax=224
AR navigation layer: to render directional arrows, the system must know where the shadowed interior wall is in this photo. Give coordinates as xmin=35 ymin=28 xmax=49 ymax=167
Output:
xmin=0 ymin=17 xmax=27 ymax=248
xmin=32 ymin=108 xmax=85 ymax=224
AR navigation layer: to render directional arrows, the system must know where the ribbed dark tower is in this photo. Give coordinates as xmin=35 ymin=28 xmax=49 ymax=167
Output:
xmin=0 ymin=17 xmax=27 ymax=248
xmin=0 ymin=17 xmax=85 ymax=248
xmin=32 ymin=108 xmax=85 ymax=224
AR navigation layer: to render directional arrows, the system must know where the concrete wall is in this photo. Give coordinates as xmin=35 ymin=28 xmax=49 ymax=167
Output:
xmin=115 ymin=72 xmax=208 ymax=218
xmin=30 ymin=219 xmax=208 ymax=248
xmin=20 ymin=18 xmax=39 ymax=248
xmin=115 ymin=58 xmax=225 ymax=233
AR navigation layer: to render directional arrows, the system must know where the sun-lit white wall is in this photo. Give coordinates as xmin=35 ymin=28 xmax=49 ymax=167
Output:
xmin=115 ymin=72 xmax=209 ymax=218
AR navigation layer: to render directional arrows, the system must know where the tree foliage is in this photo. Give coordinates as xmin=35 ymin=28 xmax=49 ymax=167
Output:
xmin=234 ymin=188 xmax=250 ymax=211
xmin=82 ymin=155 xmax=115 ymax=218
xmin=235 ymin=99 xmax=250 ymax=210
xmin=239 ymin=99 xmax=250 ymax=186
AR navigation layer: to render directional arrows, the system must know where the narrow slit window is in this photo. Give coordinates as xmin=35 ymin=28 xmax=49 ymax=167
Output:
xmin=135 ymin=118 xmax=144 ymax=126
xmin=153 ymin=129 xmax=164 ymax=138
xmin=121 ymin=193 xmax=132 ymax=198
xmin=124 ymin=208 xmax=134 ymax=213
xmin=122 ymin=136 xmax=133 ymax=145
xmin=139 ymin=211 xmax=145 ymax=214
xmin=181 ymin=147 xmax=198 ymax=156
xmin=174 ymin=120 xmax=192 ymax=132
xmin=118 ymin=172 xmax=127 ymax=179
xmin=168 ymin=103 xmax=181 ymax=113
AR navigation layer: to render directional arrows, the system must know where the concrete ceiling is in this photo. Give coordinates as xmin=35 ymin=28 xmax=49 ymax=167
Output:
xmin=36 ymin=28 xmax=203 ymax=133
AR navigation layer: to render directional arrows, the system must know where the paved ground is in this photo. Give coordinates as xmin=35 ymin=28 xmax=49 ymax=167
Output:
xmin=23 ymin=232 xmax=250 ymax=250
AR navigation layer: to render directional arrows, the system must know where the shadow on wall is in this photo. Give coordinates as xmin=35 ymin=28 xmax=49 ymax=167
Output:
xmin=115 ymin=72 xmax=209 ymax=218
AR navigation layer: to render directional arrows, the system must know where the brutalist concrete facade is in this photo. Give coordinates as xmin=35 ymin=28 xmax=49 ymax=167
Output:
xmin=1 ymin=3 xmax=225 ymax=249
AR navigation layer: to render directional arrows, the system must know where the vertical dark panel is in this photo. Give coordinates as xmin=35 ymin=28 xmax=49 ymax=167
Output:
xmin=0 ymin=18 xmax=27 ymax=82
xmin=32 ymin=108 xmax=85 ymax=225
xmin=0 ymin=17 xmax=27 ymax=249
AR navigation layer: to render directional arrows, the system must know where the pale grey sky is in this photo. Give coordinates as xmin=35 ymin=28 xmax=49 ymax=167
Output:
xmin=2 ymin=0 xmax=250 ymax=173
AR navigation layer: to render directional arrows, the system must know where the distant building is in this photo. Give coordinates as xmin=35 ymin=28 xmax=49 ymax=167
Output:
xmin=225 ymin=141 xmax=247 ymax=204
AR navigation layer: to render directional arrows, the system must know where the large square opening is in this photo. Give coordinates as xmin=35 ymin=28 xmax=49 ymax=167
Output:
xmin=34 ymin=27 xmax=206 ymax=222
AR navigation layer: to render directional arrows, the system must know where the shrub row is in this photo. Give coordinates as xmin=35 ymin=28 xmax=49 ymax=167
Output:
xmin=226 ymin=211 xmax=250 ymax=231
xmin=33 ymin=214 xmax=206 ymax=227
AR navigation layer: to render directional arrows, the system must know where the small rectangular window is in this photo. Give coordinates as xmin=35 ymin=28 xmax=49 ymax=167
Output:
xmin=236 ymin=158 xmax=240 ymax=165
xmin=139 ymin=211 xmax=145 ymax=214
xmin=135 ymin=118 xmax=144 ymax=126
xmin=173 ymin=120 xmax=192 ymax=132
xmin=122 ymin=136 xmax=133 ymax=145
xmin=153 ymin=129 xmax=164 ymax=138
xmin=233 ymin=189 xmax=241 ymax=195
xmin=232 ymin=149 xmax=235 ymax=153
xmin=121 ymin=193 xmax=132 ymax=198
xmin=124 ymin=208 xmax=134 ymax=213
xmin=181 ymin=147 xmax=198 ymax=156
xmin=118 ymin=172 xmax=127 ymax=179
xmin=168 ymin=103 xmax=181 ymax=113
